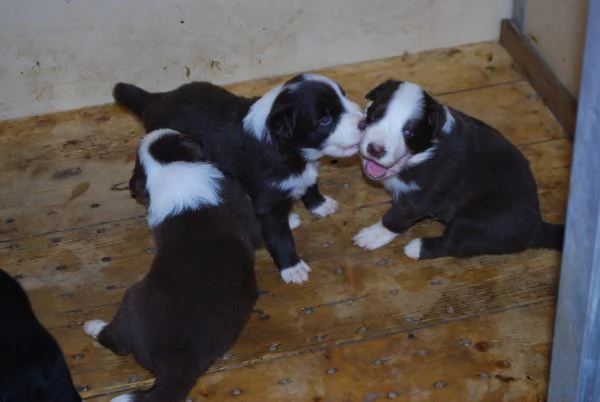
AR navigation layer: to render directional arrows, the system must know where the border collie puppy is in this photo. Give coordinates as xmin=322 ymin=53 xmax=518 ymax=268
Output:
xmin=0 ymin=269 xmax=81 ymax=402
xmin=83 ymin=129 xmax=260 ymax=402
xmin=353 ymin=80 xmax=564 ymax=259
xmin=112 ymin=73 xmax=363 ymax=284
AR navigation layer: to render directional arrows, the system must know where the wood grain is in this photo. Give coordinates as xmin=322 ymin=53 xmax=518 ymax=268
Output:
xmin=0 ymin=41 xmax=570 ymax=401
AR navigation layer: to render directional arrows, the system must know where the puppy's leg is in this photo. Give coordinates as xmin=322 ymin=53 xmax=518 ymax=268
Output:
xmin=405 ymin=216 xmax=532 ymax=260
xmin=84 ymin=292 xmax=134 ymax=356
xmin=257 ymin=204 xmax=310 ymax=284
xmin=302 ymin=182 xmax=339 ymax=218
xmin=111 ymin=374 xmax=196 ymax=402
xmin=354 ymin=205 xmax=421 ymax=250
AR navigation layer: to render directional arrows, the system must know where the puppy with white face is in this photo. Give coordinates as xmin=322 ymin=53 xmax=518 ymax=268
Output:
xmin=244 ymin=73 xmax=364 ymax=160
xmin=113 ymin=73 xmax=363 ymax=284
xmin=354 ymin=79 xmax=564 ymax=259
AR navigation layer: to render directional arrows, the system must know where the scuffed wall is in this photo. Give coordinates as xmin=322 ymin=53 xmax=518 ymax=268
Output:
xmin=526 ymin=0 xmax=589 ymax=97
xmin=0 ymin=0 xmax=511 ymax=120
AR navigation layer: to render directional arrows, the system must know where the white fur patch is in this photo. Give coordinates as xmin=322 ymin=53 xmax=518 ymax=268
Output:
xmin=383 ymin=176 xmax=421 ymax=197
xmin=281 ymin=260 xmax=311 ymax=284
xmin=302 ymin=73 xmax=361 ymax=115
xmin=353 ymin=221 xmax=398 ymax=250
xmin=244 ymin=73 xmax=363 ymax=158
xmin=442 ymin=106 xmax=455 ymax=133
xmin=404 ymin=238 xmax=422 ymax=260
xmin=275 ymin=162 xmax=319 ymax=199
xmin=138 ymin=129 xmax=224 ymax=228
xmin=243 ymin=84 xmax=284 ymax=142
xmin=406 ymin=146 xmax=436 ymax=168
xmin=83 ymin=319 xmax=108 ymax=340
xmin=111 ymin=395 xmax=134 ymax=402
xmin=288 ymin=212 xmax=301 ymax=230
xmin=310 ymin=195 xmax=339 ymax=217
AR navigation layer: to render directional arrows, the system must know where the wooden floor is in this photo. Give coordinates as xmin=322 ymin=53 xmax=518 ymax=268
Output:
xmin=0 ymin=41 xmax=570 ymax=401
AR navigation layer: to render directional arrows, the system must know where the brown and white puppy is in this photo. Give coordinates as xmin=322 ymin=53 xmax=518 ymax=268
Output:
xmin=353 ymin=80 xmax=564 ymax=259
xmin=83 ymin=129 xmax=261 ymax=402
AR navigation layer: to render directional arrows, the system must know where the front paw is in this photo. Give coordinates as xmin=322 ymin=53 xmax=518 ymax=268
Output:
xmin=353 ymin=221 xmax=398 ymax=250
xmin=280 ymin=260 xmax=311 ymax=284
xmin=404 ymin=238 xmax=422 ymax=260
xmin=310 ymin=195 xmax=339 ymax=218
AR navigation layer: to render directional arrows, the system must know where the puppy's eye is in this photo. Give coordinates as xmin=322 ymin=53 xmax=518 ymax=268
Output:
xmin=402 ymin=129 xmax=415 ymax=138
xmin=319 ymin=115 xmax=333 ymax=126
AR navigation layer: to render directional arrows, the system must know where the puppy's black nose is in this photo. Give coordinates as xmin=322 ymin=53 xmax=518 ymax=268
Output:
xmin=358 ymin=119 xmax=367 ymax=130
xmin=367 ymin=143 xmax=386 ymax=158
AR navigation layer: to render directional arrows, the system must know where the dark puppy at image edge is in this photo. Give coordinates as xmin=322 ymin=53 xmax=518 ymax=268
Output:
xmin=353 ymin=80 xmax=564 ymax=259
xmin=112 ymin=73 xmax=363 ymax=284
xmin=0 ymin=269 xmax=81 ymax=402
xmin=83 ymin=129 xmax=261 ymax=402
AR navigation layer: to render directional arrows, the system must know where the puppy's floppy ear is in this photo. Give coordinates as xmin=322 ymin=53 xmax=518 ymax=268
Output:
xmin=365 ymin=79 xmax=403 ymax=101
xmin=427 ymin=99 xmax=447 ymax=135
xmin=267 ymin=105 xmax=296 ymax=139
xmin=149 ymin=133 xmax=205 ymax=163
xmin=129 ymin=157 xmax=149 ymax=202
xmin=177 ymin=133 xmax=205 ymax=161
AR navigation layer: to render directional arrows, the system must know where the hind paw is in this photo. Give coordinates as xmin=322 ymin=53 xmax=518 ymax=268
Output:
xmin=83 ymin=319 xmax=108 ymax=340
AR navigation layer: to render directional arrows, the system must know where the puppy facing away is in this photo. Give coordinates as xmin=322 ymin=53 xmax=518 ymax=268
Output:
xmin=83 ymin=129 xmax=261 ymax=402
xmin=0 ymin=269 xmax=81 ymax=402
xmin=353 ymin=80 xmax=564 ymax=259
xmin=112 ymin=73 xmax=364 ymax=284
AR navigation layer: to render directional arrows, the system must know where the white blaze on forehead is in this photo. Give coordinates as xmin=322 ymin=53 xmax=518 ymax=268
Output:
xmin=301 ymin=73 xmax=362 ymax=114
xmin=359 ymin=82 xmax=426 ymax=169
xmin=374 ymin=82 xmax=425 ymax=133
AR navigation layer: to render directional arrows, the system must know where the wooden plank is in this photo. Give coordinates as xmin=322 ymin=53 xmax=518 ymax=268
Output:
xmin=225 ymin=41 xmax=524 ymax=100
xmin=0 ymin=133 xmax=566 ymax=397
xmin=500 ymin=19 xmax=578 ymax=140
xmin=0 ymin=81 xmax=566 ymax=238
xmin=86 ymin=301 xmax=554 ymax=402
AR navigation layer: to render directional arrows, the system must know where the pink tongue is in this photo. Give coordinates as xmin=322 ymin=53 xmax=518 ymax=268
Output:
xmin=365 ymin=160 xmax=388 ymax=178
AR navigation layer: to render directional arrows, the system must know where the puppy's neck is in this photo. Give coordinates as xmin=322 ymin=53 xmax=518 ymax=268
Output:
xmin=144 ymin=161 xmax=224 ymax=228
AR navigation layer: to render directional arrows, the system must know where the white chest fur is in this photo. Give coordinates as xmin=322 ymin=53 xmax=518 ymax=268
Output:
xmin=384 ymin=176 xmax=420 ymax=198
xmin=275 ymin=162 xmax=319 ymax=199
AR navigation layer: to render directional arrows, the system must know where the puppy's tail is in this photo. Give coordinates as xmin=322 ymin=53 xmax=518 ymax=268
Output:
xmin=112 ymin=82 xmax=160 ymax=118
xmin=531 ymin=222 xmax=565 ymax=251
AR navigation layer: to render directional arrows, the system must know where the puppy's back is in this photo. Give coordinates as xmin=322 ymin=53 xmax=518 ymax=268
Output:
xmin=0 ymin=269 xmax=81 ymax=402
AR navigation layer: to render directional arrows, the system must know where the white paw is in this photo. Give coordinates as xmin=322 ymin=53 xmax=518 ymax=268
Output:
xmin=404 ymin=238 xmax=422 ymax=260
xmin=353 ymin=221 xmax=398 ymax=250
xmin=83 ymin=319 xmax=108 ymax=339
xmin=280 ymin=260 xmax=312 ymax=284
xmin=111 ymin=395 xmax=134 ymax=402
xmin=310 ymin=195 xmax=339 ymax=218
xmin=288 ymin=212 xmax=301 ymax=230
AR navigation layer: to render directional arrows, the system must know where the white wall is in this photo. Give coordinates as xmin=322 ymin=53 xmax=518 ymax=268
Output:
xmin=0 ymin=0 xmax=511 ymax=120
xmin=526 ymin=0 xmax=589 ymax=97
